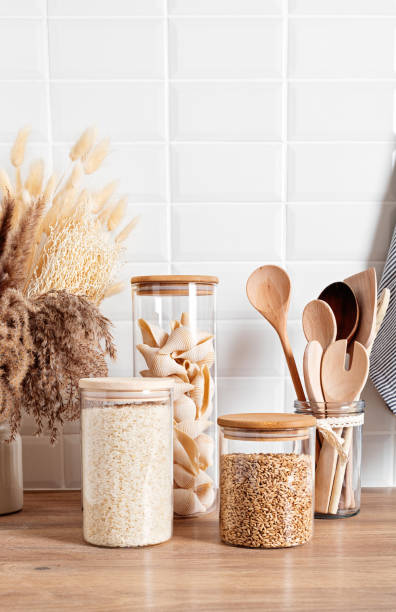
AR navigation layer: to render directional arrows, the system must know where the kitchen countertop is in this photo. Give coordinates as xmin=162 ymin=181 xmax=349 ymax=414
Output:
xmin=0 ymin=489 xmax=395 ymax=611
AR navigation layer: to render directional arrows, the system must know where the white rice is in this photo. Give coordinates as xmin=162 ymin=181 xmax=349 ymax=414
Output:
xmin=82 ymin=400 xmax=173 ymax=547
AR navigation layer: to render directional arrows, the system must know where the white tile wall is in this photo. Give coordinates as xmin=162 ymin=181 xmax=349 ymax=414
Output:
xmin=3 ymin=1 xmax=395 ymax=489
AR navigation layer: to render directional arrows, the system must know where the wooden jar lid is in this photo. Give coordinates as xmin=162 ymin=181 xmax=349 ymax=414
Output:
xmin=131 ymin=275 xmax=219 ymax=285
xmin=79 ymin=377 xmax=175 ymax=392
xmin=217 ymin=412 xmax=316 ymax=430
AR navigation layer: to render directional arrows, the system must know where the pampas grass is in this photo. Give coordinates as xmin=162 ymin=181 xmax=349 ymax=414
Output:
xmin=84 ymin=137 xmax=110 ymax=174
xmin=69 ymin=126 xmax=97 ymax=162
xmin=0 ymin=197 xmax=116 ymax=441
xmin=10 ymin=126 xmax=31 ymax=168
xmin=0 ymin=126 xmax=138 ymax=302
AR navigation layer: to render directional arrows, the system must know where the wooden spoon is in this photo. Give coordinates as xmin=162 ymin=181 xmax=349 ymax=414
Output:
xmin=302 ymin=299 xmax=337 ymax=350
xmin=344 ymin=268 xmax=377 ymax=349
xmin=303 ymin=340 xmax=324 ymax=403
xmin=318 ymin=282 xmax=359 ymax=343
xmin=321 ymin=340 xmax=369 ymax=403
xmin=304 ymin=339 xmax=341 ymax=514
xmin=246 ymin=265 xmax=305 ymax=401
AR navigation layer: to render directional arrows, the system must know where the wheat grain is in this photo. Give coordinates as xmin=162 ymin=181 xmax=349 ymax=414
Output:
xmin=220 ymin=453 xmax=313 ymax=548
xmin=84 ymin=138 xmax=110 ymax=174
xmin=10 ymin=126 xmax=31 ymax=168
xmin=69 ymin=126 xmax=97 ymax=162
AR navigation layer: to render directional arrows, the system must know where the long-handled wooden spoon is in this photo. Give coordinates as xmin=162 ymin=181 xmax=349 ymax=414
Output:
xmin=318 ymin=281 xmax=359 ymax=343
xmin=303 ymin=339 xmax=341 ymax=514
xmin=303 ymin=299 xmax=337 ymax=350
xmin=246 ymin=265 xmax=305 ymax=401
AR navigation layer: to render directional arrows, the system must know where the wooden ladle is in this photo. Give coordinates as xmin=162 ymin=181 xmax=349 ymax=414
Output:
xmin=246 ymin=265 xmax=305 ymax=401
xmin=302 ymin=299 xmax=337 ymax=350
xmin=318 ymin=282 xmax=359 ymax=343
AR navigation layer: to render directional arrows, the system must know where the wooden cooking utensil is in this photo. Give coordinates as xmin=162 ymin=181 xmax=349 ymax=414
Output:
xmin=318 ymin=282 xmax=359 ymax=343
xmin=303 ymin=340 xmax=341 ymax=514
xmin=302 ymin=299 xmax=337 ymax=350
xmin=303 ymin=340 xmax=324 ymax=403
xmin=341 ymin=268 xmax=376 ymax=511
xmin=246 ymin=265 xmax=305 ymax=401
xmin=321 ymin=339 xmax=369 ymax=515
xmin=321 ymin=340 xmax=369 ymax=403
xmin=344 ymin=268 xmax=377 ymax=349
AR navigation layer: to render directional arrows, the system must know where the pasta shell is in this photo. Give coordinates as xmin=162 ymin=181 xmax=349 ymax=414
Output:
xmin=197 ymin=351 xmax=215 ymax=370
xmin=174 ymin=395 xmax=196 ymax=422
xmin=197 ymin=484 xmax=215 ymax=510
xmin=175 ymin=419 xmax=211 ymax=439
xmin=184 ymin=361 xmax=200 ymax=382
xmin=159 ymin=326 xmax=196 ymax=355
xmin=176 ymin=338 xmax=214 ymax=363
xmin=197 ymin=330 xmax=212 ymax=342
xmin=167 ymin=376 xmax=194 ymax=400
xmin=170 ymin=320 xmax=181 ymax=331
xmin=174 ymin=489 xmax=205 ymax=516
xmin=137 ymin=344 xmax=188 ymax=381
xmin=139 ymin=369 xmax=152 ymax=377
xmin=174 ymin=429 xmax=200 ymax=475
xmin=138 ymin=319 xmax=168 ymax=348
xmin=190 ymin=370 xmax=204 ymax=413
xmin=173 ymin=464 xmax=196 ymax=489
xmin=198 ymin=365 xmax=211 ymax=419
xmin=194 ymin=470 xmax=213 ymax=489
xmin=196 ymin=434 xmax=214 ymax=470
xmin=180 ymin=312 xmax=190 ymax=327
xmin=173 ymin=437 xmax=198 ymax=476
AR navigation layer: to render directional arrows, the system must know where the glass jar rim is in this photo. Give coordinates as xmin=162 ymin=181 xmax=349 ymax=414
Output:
xmin=294 ymin=399 xmax=364 ymax=417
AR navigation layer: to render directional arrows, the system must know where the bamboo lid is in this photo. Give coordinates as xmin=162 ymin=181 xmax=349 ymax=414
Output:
xmin=217 ymin=413 xmax=316 ymax=430
xmin=79 ymin=377 xmax=175 ymax=392
xmin=131 ymin=275 xmax=219 ymax=285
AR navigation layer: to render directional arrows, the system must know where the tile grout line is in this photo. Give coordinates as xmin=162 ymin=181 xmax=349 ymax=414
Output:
xmin=164 ymin=0 xmax=172 ymax=273
xmin=280 ymin=0 xmax=289 ymax=398
xmin=45 ymin=0 xmax=66 ymax=489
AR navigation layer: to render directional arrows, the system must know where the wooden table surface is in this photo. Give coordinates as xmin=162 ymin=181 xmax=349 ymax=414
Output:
xmin=0 ymin=489 xmax=395 ymax=611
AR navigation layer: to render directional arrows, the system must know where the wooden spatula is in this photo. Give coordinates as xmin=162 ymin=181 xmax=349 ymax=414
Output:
xmin=344 ymin=268 xmax=377 ymax=349
xmin=321 ymin=340 xmax=369 ymax=403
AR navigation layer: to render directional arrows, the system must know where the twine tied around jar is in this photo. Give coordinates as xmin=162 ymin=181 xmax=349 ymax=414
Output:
xmin=316 ymin=414 xmax=364 ymax=461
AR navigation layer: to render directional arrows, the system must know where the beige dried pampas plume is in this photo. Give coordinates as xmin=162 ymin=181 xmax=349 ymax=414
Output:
xmin=0 ymin=126 xmax=138 ymax=302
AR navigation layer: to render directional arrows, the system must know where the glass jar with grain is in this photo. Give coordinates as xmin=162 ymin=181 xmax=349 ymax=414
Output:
xmin=131 ymin=275 xmax=219 ymax=517
xmin=217 ymin=413 xmax=316 ymax=549
xmin=80 ymin=377 xmax=174 ymax=548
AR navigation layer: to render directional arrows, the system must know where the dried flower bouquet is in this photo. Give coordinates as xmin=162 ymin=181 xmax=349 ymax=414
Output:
xmin=0 ymin=126 xmax=138 ymax=304
xmin=0 ymin=127 xmax=139 ymax=440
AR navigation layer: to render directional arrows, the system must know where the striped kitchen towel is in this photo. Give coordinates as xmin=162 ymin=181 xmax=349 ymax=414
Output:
xmin=370 ymin=224 xmax=396 ymax=415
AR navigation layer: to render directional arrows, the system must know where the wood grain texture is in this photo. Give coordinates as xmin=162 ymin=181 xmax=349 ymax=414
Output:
xmin=302 ymin=300 xmax=337 ymax=350
xmin=0 ymin=490 xmax=395 ymax=611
